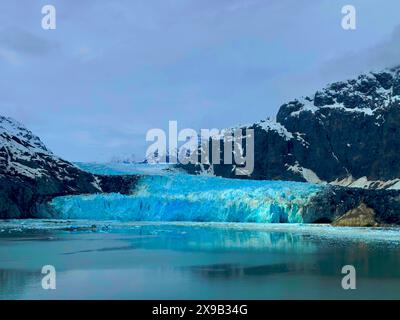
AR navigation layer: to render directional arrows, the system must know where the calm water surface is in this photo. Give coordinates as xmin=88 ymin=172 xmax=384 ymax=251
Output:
xmin=0 ymin=220 xmax=399 ymax=300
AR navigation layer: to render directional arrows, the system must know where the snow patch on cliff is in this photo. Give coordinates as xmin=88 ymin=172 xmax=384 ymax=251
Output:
xmin=287 ymin=162 xmax=325 ymax=184
xmin=330 ymin=175 xmax=400 ymax=190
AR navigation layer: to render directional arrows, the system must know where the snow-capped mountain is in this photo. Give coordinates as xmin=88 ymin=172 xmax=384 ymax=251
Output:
xmin=277 ymin=66 xmax=400 ymax=188
xmin=0 ymin=116 xmax=98 ymax=184
xmin=0 ymin=116 xmax=138 ymax=218
xmin=182 ymin=66 xmax=400 ymax=189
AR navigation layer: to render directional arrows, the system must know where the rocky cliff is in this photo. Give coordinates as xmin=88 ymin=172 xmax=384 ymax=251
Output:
xmin=305 ymin=185 xmax=400 ymax=225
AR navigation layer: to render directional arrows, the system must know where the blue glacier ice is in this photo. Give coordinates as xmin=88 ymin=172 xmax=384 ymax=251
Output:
xmin=47 ymin=163 xmax=323 ymax=223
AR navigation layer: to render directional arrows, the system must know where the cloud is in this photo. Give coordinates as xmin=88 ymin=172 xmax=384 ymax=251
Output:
xmin=319 ymin=24 xmax=400 ymax=79
xmin=0 ymin=27 xmax=56 ymax=57
xmin=1 ymin=0 xmax=400 ymax=162
xmin=365 ymin=25 xmax=400 ymax=69
xmin=0 ymin=48 xmax=20 ymax=65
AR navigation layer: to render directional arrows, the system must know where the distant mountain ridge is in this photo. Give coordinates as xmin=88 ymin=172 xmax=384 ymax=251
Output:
xmin=183 ymin=66 xmax=400 ymax=189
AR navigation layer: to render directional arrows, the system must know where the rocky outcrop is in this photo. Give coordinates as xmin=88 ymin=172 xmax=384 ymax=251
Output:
xmin=0 ymin=116 xmax=139 ymax=218
xmin=301 ymin=185 xmax=400 ymax=225
xmin=290 ymin=185 xmax=400 ymax=225
xmin=332 ymin=203 xmax=378 ymax=227
xmin=181 ymin=66 xmax=400 ymax=189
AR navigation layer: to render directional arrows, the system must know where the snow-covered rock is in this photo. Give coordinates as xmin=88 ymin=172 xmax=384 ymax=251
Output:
xmin=0 ymin=115 xmax=90 ymax=181
xmin=277 ymin=66 xmax=400 ymax=185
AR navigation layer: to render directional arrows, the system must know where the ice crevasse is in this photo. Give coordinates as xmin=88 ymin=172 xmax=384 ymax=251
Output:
xmin=47 ymin=169 xmax=323 ymax=223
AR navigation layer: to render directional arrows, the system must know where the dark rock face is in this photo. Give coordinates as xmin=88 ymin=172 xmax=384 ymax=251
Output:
xmin=181 ymin=66 xmax=400 ymax=187
xmin=179 ymin=121 xmax=308 ymax=182
xmin=0 ymin=116 xmax=139 ymax=218
xmin=305 ymin=186 xmax=400 ymax=225
xmin=277 ymin=68 xmax=400 ymax=183
xmin=96 ymin=175 xmax=141 ymax=195
xmin=0 ymin=172 xmax=98 ymax=219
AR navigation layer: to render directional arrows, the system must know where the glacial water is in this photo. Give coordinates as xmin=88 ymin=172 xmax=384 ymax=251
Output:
xmin=0 ymin=220 xmax=399 ymax=300
xmin=48 ymin=163 xmax=322 ymax=223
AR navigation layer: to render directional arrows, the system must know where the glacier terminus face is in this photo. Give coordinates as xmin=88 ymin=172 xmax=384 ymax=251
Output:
xmin=46 ymin=163 xmax=323 ymax=223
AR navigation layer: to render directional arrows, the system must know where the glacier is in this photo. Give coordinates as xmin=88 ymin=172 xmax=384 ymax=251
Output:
xmin=46 ymin=163 xmax=323 ymax=223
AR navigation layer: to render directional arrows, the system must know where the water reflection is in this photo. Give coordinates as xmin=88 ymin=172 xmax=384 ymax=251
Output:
xmin=0 ymin=269 xmax=40 ymax=299
xmin=185 ymin=262 xmax=304 ymax=279
xmin=0 ymin=223 xmax=399 ymax=299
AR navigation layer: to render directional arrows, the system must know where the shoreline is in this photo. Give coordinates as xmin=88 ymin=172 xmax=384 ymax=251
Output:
xmin=1 ymin=219 xmax=400 ymax=244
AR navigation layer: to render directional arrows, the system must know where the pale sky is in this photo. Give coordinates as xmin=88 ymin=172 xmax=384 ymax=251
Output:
xmin=1 ymin=0 xmax=400 ymax=162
